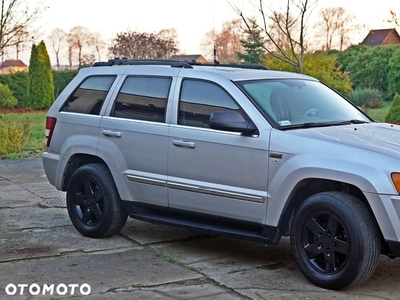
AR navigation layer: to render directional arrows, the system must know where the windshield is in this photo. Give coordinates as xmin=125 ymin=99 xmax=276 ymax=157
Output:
xmin=236 ymin=79 xmax=371 ymax=129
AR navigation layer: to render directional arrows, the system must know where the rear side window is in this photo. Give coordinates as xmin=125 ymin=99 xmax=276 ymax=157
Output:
xmin=112 ymin=76 xmax=171 ymax=122
xmin=61 ymin=76 xmax=116 ymax=114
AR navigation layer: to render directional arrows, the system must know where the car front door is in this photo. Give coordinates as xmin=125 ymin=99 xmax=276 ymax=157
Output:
xmin=167 ymin=78 xmax=270 ymax=223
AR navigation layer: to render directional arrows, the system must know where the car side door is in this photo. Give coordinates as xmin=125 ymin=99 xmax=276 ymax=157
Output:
xmin=167 ymin=78 xmax=270 ymax=224
xmin=98 ymin=68 xmax=178 ymax=208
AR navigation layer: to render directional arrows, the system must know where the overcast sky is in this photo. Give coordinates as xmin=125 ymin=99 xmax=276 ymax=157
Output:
xmin=19 ymin=0 xmax=400 ymax=64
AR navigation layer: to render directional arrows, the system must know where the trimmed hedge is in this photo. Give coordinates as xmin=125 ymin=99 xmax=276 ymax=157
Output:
xmin=0 ymin=72 xmax=28 ymax=107
xmin=0 ymin=69 xmax=78 ymax=108
xmin=53 ymin=70 xmax=78 ymax=97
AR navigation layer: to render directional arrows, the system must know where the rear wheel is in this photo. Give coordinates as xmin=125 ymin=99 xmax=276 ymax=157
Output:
xmin=290 ymin=191 xmax=380 ymax=290
xmin=66 ymin=163 xmax=128 ymax=238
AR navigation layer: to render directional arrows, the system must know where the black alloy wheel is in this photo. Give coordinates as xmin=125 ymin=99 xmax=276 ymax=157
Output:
xmin=71 ymin=177 xmax=105 ymax=227
xmin=66 ymin=163 xmax=128 ymax=238
xmin=302 ymin=212 xmax=349 ymax=274
xmin=291 ymin=191 xmax=380 ymax=290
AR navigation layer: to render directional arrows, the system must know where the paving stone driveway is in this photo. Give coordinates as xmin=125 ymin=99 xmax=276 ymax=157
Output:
xmin=0 ymin=159 xmax=399 ymax=299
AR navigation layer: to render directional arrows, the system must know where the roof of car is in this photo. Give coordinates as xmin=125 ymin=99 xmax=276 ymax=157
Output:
xmin=189 ymin=65 xmax=315 ymax=81
xmin=86 ymin=59 xmax=316 ymax=82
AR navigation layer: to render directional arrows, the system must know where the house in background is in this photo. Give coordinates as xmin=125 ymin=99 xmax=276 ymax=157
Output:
xmin=170 ymin=54 xmax=208 ymax=63
xmin=0 ymin=59 xmax=27 ymax=74
xmin=360 ymin=28 xmax=400 ymax=46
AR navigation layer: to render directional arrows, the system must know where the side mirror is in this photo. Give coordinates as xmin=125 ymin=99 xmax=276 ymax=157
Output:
xmin=209 ymin=110 xmax=257 ymax=135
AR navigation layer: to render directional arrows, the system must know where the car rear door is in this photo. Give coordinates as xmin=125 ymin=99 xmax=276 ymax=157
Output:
xmin=98 ymin=67 xmax=179 ymax=207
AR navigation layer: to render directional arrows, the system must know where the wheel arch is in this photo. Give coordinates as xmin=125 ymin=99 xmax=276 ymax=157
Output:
xmin=275 ymin=178 xmax=382 ymax=242
xmin=62 ymin=153 xmax=107 ymax=191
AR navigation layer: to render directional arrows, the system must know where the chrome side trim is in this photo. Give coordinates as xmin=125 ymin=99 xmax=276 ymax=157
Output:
xmin=126 ymin=175 xmax=265 ymax=203
xmin=167 ymin=182 xmax=265 ymax=203
xmin=126 ymin=175 xmax=166 ymax=187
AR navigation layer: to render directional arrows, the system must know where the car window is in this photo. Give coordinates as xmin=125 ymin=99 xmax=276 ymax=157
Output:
xmin=178 ymin=79 xmax=243 ymax=128
xmin=113 ymin=76 xmax=171 ymax=122
xmin=61 ymin=76 xmax=116 ymax=114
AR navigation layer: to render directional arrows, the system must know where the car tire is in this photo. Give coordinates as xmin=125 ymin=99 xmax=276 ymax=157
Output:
xmin=290 ymin=191 xmax=380 ymax=290
xmin=66 ymin=163 xmax=128 ymax=238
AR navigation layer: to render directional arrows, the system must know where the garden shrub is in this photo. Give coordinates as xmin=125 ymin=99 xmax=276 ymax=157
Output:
xmin=0 ymin=117 xmax=30 ymax=155
xmin=385 ymin=93 xmax=400 ymax=123
xmin=349 ymin=88 xmax=383 ymax=112
xmin=0 ymin=83 xmax=18 ymax=108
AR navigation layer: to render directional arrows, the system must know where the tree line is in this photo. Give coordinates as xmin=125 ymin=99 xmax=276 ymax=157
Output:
xmin=1 ymin=0 xmax=400 ymax=113
xmin=0 ymin=0 xmax=376 ymax=71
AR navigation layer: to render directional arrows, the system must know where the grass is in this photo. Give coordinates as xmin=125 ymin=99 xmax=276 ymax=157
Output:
xmin=366 ymin=101 xmax=391 ymax=122
xmin=0 ymin=110 xmax=47 ymax=159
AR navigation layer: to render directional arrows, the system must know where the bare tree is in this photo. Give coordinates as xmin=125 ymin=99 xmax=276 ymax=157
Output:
xmin=201 ymin=19 xmax=244 ymax=63
xmin=109 ymin=30 xmax=179 ymax=60
xmin=66 ymin=40 xmax=74 ymax=69
xmin=0 ymin=0 xmax=48 ymax=57
xmin=230 ymin=0 xmax=318 ymax=73
xmin=157 ymin=28 xmax=180 ymax=58
xmin=81 ymin=53 xmax=96 ymax=67
xmin=337 ymin=15 xmax=358 ymax=51
xmin=90 ymin=31 xmax=104 ymax=62
xmin=48 ymin=28 xmax=66 ymax=70
xmin=317 ymin=7 xmax=356 ymax=51
xmin=388 ymin=9 xmax=399 ymax=28
xmin=67 ymin=26 xmax=93 ymax=68
xmin=12 ymin=29 xmax=30 ymax=59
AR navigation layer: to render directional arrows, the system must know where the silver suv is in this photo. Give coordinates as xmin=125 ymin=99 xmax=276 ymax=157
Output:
xmin=43 ymin=59 xmax=400 ymax=290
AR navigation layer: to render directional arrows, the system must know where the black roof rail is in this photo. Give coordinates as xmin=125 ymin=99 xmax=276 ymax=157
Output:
xmin=92 ymin=58 xmax=194 ymax=68
xmin=92 ymin=58 xmax=268 ymax=70
xmin=189 ymin=62 xmax=268 ymax=70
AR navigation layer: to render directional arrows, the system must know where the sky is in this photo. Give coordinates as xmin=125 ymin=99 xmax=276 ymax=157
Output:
xmin=18 ymin=0 xmax=400 ymax=65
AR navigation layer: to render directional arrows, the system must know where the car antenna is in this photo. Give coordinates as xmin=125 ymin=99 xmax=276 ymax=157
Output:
xmin=213 ymin=46 xmax=219 ymax=65
xmin=212 ymin=0 xmax=219 ymax=65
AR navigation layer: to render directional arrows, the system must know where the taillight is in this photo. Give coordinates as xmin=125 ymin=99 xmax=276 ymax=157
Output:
xmin=45 ymin=117 xmax=57 ymax=147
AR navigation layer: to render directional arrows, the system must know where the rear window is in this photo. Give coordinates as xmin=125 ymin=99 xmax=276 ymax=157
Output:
xmin=112 ymin=76 xmax=171 ymax=122
xmin=61 ymin=76 xmax=116 ymax=114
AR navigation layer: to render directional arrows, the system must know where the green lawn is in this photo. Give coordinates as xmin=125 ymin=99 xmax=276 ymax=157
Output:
xmin=0 ymin=110 xmax=47 ymax=159
xmin=366 ymin=102 xmax=391 ymax=122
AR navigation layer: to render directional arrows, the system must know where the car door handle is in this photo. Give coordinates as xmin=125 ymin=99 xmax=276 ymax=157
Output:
xmin=172 ymin=140 xmax=195 ymax=149
xmin=102 ymin=130 xmax=122 ymax=138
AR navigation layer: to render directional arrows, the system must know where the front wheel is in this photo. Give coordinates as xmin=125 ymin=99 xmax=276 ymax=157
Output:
xmin=66 ymin=163 xmax=128 ymax=238
xmin=290 ymin=191 xmax=380 ymax=290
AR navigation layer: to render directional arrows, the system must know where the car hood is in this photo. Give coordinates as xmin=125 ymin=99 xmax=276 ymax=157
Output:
xmin=291 ymin=122 xmax=400 ymax=159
